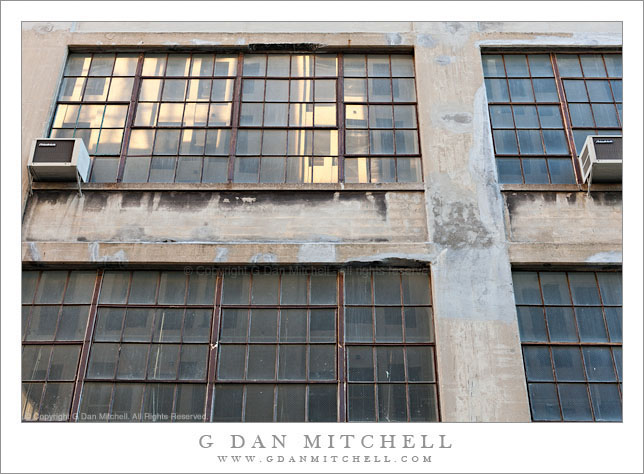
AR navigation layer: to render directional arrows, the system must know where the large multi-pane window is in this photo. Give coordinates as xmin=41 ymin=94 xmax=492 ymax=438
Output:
xmin=21 ymin=268 xmax=437 ymax=422
xmin=512 ymin=270 xmax=622 ymax=421
xmin=49 ymin=52 xmax=421 ymax=184
xmin=482 ymin=52 xmax=622 ymax=184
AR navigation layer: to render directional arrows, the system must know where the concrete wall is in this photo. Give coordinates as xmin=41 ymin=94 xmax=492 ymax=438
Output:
xmin=21 ymin=21 xmax=623 ymax=422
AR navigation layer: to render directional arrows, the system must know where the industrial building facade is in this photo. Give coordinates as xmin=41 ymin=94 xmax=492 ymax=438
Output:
xmin=21 ymin=22 xmax=622 ymax=422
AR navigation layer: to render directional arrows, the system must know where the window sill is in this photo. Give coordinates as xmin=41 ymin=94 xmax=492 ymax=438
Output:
xmin=31 ymin=182 xmax=426 ymax=192
xmin=500 ymin=183 xmax=622 ymax=192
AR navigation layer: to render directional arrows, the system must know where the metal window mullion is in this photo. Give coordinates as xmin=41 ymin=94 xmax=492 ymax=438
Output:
xmin=116 ymin=53 xmax=145 ymax=182
xmin=338 ymin=271 xmax=346 ymax=422
xmin=525 ymin=57 xmax=554 ymax=183
xmin=338 ymin=53 xmax=346 ymax=183
xmin=501 ymin=55 xmax=526 ymax=183
xmin=227 ymin=53 xmax=244 ymax=183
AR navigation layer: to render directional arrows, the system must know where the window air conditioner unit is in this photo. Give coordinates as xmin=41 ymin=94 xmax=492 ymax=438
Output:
xmin=27 ymin=138 xmax=90 ymax=182
xmin=578 ymin=135 xmax=622 ymax=185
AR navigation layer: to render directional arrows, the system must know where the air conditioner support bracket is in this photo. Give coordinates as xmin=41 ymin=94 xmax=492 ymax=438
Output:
xmin=587 ymin=170 xmax=593 ymax=196
xmin=76 ymin=171 xmax=83 ymax=197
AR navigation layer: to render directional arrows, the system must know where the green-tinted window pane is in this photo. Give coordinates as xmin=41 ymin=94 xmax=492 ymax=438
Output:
xmin=147 ymin=344 xmax=180 ymax=380
xmin=308 ymin=385 xmax=337 ymax=421
xmin=484 ymin=78 xmax=509 ymax=102
xmin=504 ymin=55 xmax=529 ymax=77
xmin=546 ymin=307 xmax=578 ymax=342
xmin=153 ymin=308 xmax=183 ymax=343
xmin=523 ymin=159 xmax=549 ymax=183
xmin=523 ymin=346 xmax=553 ymax=381
xmin=244 ymin=384 xmax=274 ymax=422
xmin=309 ymin=345 xmax=335 ymax=380
xmin=56 ymin=305 xmax=90 ymax=341
xmin=407 ymin=346 xmax=435 ymax=382
xmin=116 ymin=344 xmax=148 ymax=379
xmin=178 ymin=345 xmax=208 ymax=380
xmin=277 ymin=345 xmax=306 ymax=380
xmin=35 ymin=271 xmax=67 ymax=304
xmin=24 ymin=306 xmax=59 ymax=341
xmin=576 ymin=307 xmax=608 ymax=342
xmin=123 ymin=308 xmax=155 ymax=342
xmin=528 ymin=383 xmax=561 ymax=421
xmin=246 ymin=345 xmax=277 ymax=380
xmin=409 ymin=384 xmax=438 ymax=421
xmin=217 ymin=345 xmax=246 ymax=380
xmin=94 ymin=308 xmax=124 ymax=342
xmin=378 ymin=383 xmax=407 ymax=422
xmin=348 ymin=384 xmax=375 ymax=421
xmin=249 ymin=309 xmax=278 ymax=342
xmin=212 ymin=384 xmax=243 ymax=421
xmin=87 ymin=343 xmax=119 ymax=379
xmin=347 ymin=346 xmax=373 ymax=381
xmin=552 ymin=347 xmax=585 ymax=382
xmin=310 ymin=309 xmax=335 ymax=342
xmin=558 ymin=383 xmax=592 ymax=421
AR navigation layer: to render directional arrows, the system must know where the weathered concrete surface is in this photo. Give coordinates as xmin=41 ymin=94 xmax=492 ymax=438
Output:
xmin=22 ymin=190 xmax=428 ymax=244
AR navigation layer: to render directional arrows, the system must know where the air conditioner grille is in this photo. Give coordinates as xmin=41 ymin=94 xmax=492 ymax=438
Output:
xmin=32 ymin=140 xmax=75 ymax=163
xmin=592 ymin=136 xmax=622 ymax=161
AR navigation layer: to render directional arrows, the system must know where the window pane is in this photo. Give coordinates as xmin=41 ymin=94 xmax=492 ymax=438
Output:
xmin=236 ymin=130 xmax=261 ymax=155
xmin=308 ymin=385 xmax=337 ymax=421
xmin=175 ymin=384 xmax=206 ymax=421
xmin=344 ymin=78 xmax=367 ymax=101
xmin=158 ymin=272 xmax=186 ymax=305
xmin=397 ymin=158 xmax=422 ymax=182
xmin=583 ymin=347 xmax=616 ymax=382
xmin=586 ymin=80 xmax=613 ymax=102
xmin=24 ymin=306 xmax=59 ymax=341
xmin=516 ymin=306 xmax=547 ymax=342
xmin=128 ymin=271 xmax=158 ymax=304
xmin=563 ymin=80 xmax=588 ymax=102
xmin=522 ymin=158 xmax=549 ymax=183
xmin=249 ymin=309 xmax=278 ymax=342
xmin=569 ymin=273 xmax=600 ymax=305
xmin=604 ymin=55 xmax=622 ymax=77
xmin=140 ymin=79 xmax=163 ymax=101
xmin=184 ymin=102 xmax=210 ymax=126
xmin=610 ymin=80 xmax=622 ymax=102
xmin=395 ymin=130 xmax=419 ymax=154
xmin=344 ymin=55 xmax=366 ymax=77
xmin=215 ymin=55 xmax=237 ymax=76
xmin=276 ymin=384 xmax=306 ymax=422
xmin=576 ymin=307 xmax=608 ymax=342
xmin=484 ymin=78 xmax=509 ymax=102
xmin=315 ymin=79 xmax=336 ymax=102
xmin=251 ymin=274 xmax=278 ymax=304
xmin=89 ymin=54 xmax=115 ymax=76
xmin=314 ymin=104 xmax=336 ymax=126
xmin=345 ymin=307 xmax=372 ymax=343
xmin=309 ymin=345 xmax=335 ymax=380
xmin=178 ymin=345 xmax=208 ymax=380
xmin=589 ymin=384 xmax=621 ymax=421
xmin=409 ymin=384 xmax=438 ymax=421
xmin=185 ymin=273 xmax=214 ymax=306
xmin=289 ymin=103 xmax=314 ymax=127
xmin=313 ymin=130 xmax=337 ymax=155
xmin=22 ymin=271 xmax=39 ymax=304
xmin=265 ymin=55 xmax=289 ymax=77
xmin=244 ymin=384 xmax=274 ymax=422
xmin=87 ymin=343 xmax=119 ymax=379
xmin=496 ymin=158 xmax=523 ymax=184
xmin=116 ymin=344 xmax=148 ymax=379
xmin=147 ymin=344 xmax=180 ymax=380
xmin=547 ymin=158 xmax=575 ymax=184
xmin=604 ymin=307 xmax=622 ymax=343
xmin=182 ymin=309 xmax=211 ymax=343
xmin=122 ymin=308 xmax=155 ymax=342
xmin=280 ymin=273 xmax=307 ymax=305
xmin=161 ymin=79 xmax=187 ymax=101
xmin=378 ymin=383 xmax=407 ymax=422
xmin=613 ymin=347 xmax=622 ymax=381
xmin=222 ymin=273 xmax=250 ymax=304
xmin=392 ymin=78 xmax=415 ymax=102
xmin=52 ymin=104 xmax=80 ymax=128
xmin=202 ymin=157 xmax=229 ymax=182
xmin=556 ymin=55 xmax=582 ymax=77
xmin=165 ymin=54 xmax=190 ymax=76
xmin=279 ymin=309 xmax=307 ymax=342
xmin=558 ymin=383 xmax=592 ymax=421
xmin=489 ymin=105 xmax=514 ymax=128
xmin=528 ymin=54 xmax=554 ymax=77
xmin=240 ymin=103 xmax=263 ymax=126
xmin=596 ymin=273 xmax=621 ymax=305
xmin=264 ymin=103 xmax=288 ymax=126
xmin=153 ymin=308 xmax=183 ymax=343
xmin=142 ymin=383 xmax=175 ymax=422
xmin=391 ymin=55 xmax=414 ymax=77
xmin=148 ymin=157 xmax=176 ymax=182
xmin=56 ymin=306 xmax=90 ymax=341
xmin=247 ymin=345 xmax=277 ymax=380
xmin=375 ymin=307 xmax=403 ymax=342
xmin=518 ymin=130 xmax=543 ymax=154
xmin=211 ymin=79 xmax=234 ymax=101
xmin=262 ymin=130 xmax=287 ymax=155
xmin=345 ymin=130 xmax=369 ymax=154
xmin=493 ymin=130 xmax=518 ymax=154
xmin=190 ymin=53 xmax=214 ymax=77
xmin=292 ymin=55 xmax=314 ymax=77
xmin=531 ymin=78 xmax=558 ymax=102
xmin=367 ymin=55 xmax=390 ymax=77
xmin=345 ymin=271 xmax=371 ymax=304
xmin=369 ymin=79 xmax=392 ymax=102
xmin=376 ymin=347 xmax=405 ymax=381
xmin=65 ymin=54 xmax=92 ymax=76
xmin=580 ymin=54 xmax=606 ymax=77
xmin=213 ymin=384 xmax=243 ymax=421
xmin=592 ymin=104 xmax=620 ymax=127
xmin=176 ymin=156 xmax=203 ymax=183
xmin=157 ymin=103 xmax=184 ymax=126
xmin=107 ymin=77 xmax=134 ymax=101
xmin=508 ymin=79 xmax=534 ymax=102
xmin=310 ymin=274 xmax=336 ymax=304
xmin=546 ymin=307 xmax=578 ymax=342
xmin=59 ymin=77 xmax=86 ymax=101
xmin=552 ymin=347 xmax=585 ymax=381
xmin=154 ymin=130 xmax=181 ymax=155
xmin=539 ymin=272 xmax=569 ymax=304
xmin=369 ymin=105 xmax=393 ymax=128
xmin=407 ymin=346 xmax=435 ymax=382
xmin=90 ymin=158 xmax=119 ymax=183
xmin=348 ymin=384 xmax=375 ymax=421
xmin=79 ymin=382 xmax=112 ymax=420
xmin=310 ymin=309 xmax=335 ymax=342
xmin=128 ymin=130 xmax=155 ymax=155
xmin=513 ymin=105 xmax=540 ymax=128
xmin=316 ymin=55 xmax=338 ymax=76
xmin=290 ymin=80 xmax=313 ymax=102
xmin=404 ymin=307 xmax=433 ymax=342
xmin=205 ymin=129 xmax=230 ymax=155
xmin=94 ymin=308 xmax=124 ymax=342
xmin=277 ymin=345 xmax=306 ymax=380
xmin=528 ymin=383 xmax=561 ymax=421
xmin=217 ymin=345 xmax=246 ymax=380
xmin=393 ymin=105 xmax=417 ymax=128
xmin=542 ymin=130 xmax=568 ymax=155
xmin=143 ymin=54 xmax=166 ymax=76
xmin=504 ymin=55 xmax=529 ymax=77
xmin=34 ymin=271 xmax=67 ymax=304
xmin=39 ymin=383 xmax=74 ymax=421
xmin=512 ymin=272 xmax=541 ymax=304
xmin=523 ymin=346 xmax=553 ymax=381
xmin=111 ymin=383 xmax=144 ymax=422
xmin=22 ymin=345 xmax=51 ymax=380
xmin=569 ymin=103 xmax=594 ymax=127
xmin=221 ymin=309 xmax=249 ymax=342
xmin=347 ymin=346 xmax=374 ymax=381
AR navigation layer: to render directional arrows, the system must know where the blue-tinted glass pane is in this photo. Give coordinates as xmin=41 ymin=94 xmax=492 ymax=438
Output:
xmin=612 ymin=347 xmax=622 ymax=381
xmin=512 ymin=272 xmax=541 ymax=304
xmin=504 ymin=55 xmax=529 ymax=77
xmin=484 ymin=78 xmax=509 ymax=101
xmin=569 ymin=103 xmax=594 ymax=127
xmin=508 ymin=79 xmax=534 ymax=102
xmin=592 ymin=104 xmax=620 ymax=127
xmin=603 ymin=55 xmax=622 ymax=77
xmin=523 ymin=346 xmax=553 ymax=381
xmin=516 ymin=306 xmax=547 ymax=342
xmin=563 ymin=80 xmax=588 ymax=102
xmin=590 ymin=384 xmax=621 ymax=421
xmin=583 ymin=347 xmax=616 ymax=382
xmin=528 ymin=55 xmax=554 ymax=77
xmin=481 ymin=55 xmax=506 ymax=77
xmin=576 ymin=307 xmax=608 ymax=342
xmin=552 ymin=347 xmax=585 ymax=381
xmin=489 ymin=105 xmax=514 ymax=128
xmin=543 ymin=130 xmax=569 ymax=154
xmin=572 ymin=130 xmax=596 ymax=155
xmin=537 ymin=105 xmax=563 ymax=128
xmin=610 ymin=80 xmax=622 ymax=101
xmin=518 ymin=130 xmax=543 ymax=154
xmin=496 ymin=158 xmax=523 ymax=184
xmin=558 ymin=383 xmax=592 ymax=421
xmin=580 ymin=55 xmax=607 ymax=77
xmin=533 ymin=79 xmax=559 ymax=102
xmin=586 ymin=80 xmax=613 ymax=102
xmin=546 ymin=307 xmax=578 ymax=342
xmin=513 ymin=105 xmax=539 ymax=128
xmin=556 ymin=55 xmax=582 ymax=77
xmin=493 ymin=130 xmax=518 ymax=154
xmin=569 ymin=273 xmax=601 ymax=305
xmin=547 ymin=159 xmax=575 ymax=184
xmin=522 ymin=159 xmax=549 ymax=183
xmin=528 ymin=383 xmax=561 ymax=420
xmin=604 ymin=307 xmax=622 ymax=343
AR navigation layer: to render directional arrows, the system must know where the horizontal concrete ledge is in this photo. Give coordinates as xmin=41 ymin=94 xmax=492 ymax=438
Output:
xmin=22 ymin=241 xmax=438 ymax=267
xmin=501 ymin=183 xmax=622 ymax=193
xmin=31 ymin=182 xmax=426 ymax=192
xmin=508 ymin=242 xmax=622 ymax=266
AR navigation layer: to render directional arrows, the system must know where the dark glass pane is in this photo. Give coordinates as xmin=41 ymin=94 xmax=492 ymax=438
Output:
xmin=24 ymin=306 xmax=59 ymax=341
xmin=522 ymin=159 xmax=549 ymax=183
xmin=186 ymin=273 xmax=215 ymax=305
xmin=569 ymin=103 xmax=594 ymax=127
xmin=279 ymin=309 xmax=307 ymax=342
xmin=247 ymin=345 xmax=277 ymax=380
xmin=576 ymin=307 xmax=608 ymax=342
xmin=280 ymin=273 xmax=307 ymax=305
xmin=546 ymin=307 xmax=578 ymax=342
xmin=493 ymin=130 xmax=518 ymax=154
xmin=547 ymin=159 xmax=576 ymax=184
xmin=277 ymin=345 xmax=306 ymax=380
xmin=508 ymin=79 xmax=534 ymax=102
xmin=552 ymin=347 xmax=585 ymax=381
xmin=496 ymin=158 xmax=523 ymax=184
xmin=613 ymin=347 xmax=622 ymax=382
xmin=404 ymin=307 xmax=433 ymax=342
xmin=116 ymin=344 xmax=148 ymax=380
xmin=276 ymin=384 xmax=306 ymax=422
xmin=94 ymin=308 xmax=124 ymax=342
xmin=22 ymin=307 xmax=30 ymax=340
xmin=513 ymin=105 xmax=539 ymax=128
xmin=22 ymin=345 xmax=51 ymax=381
xmin=528 ymin=383 xmax=561 ymax=421
xmin=590 ymin=384 xmax=621 ymax=421
xmin=371 ymin=158 xmax=396 ymax=182
xmin=309 ymin=345 xmax=335 ymax=380
xmin=481 ymin=55 xmax=506 ymax=77
xmin=348 ymin=346 xmax=374 ymax=381
xmin=221 ymin=309 xmax=248 ymax=342
xmin=375 ymin=307 xmax=403 ymax=342
xmin=128 ymin=271 xmax=158 ymax=304
xmin=373 ymin=272 xmax=400 ymax=304
xmin=157 ymin=272 xmax=186 ymax=305
xmin=583 ymin=347 xmax=616 ymax=382
xmin=39 ymin=383 xmax=74 ymax=421
xmin=308 ymin=384 xmax=337 ymax=421
xmin=604 ymin=307 xmax=622 ymax=343
xmin=569 ymin=273 xmax=601 ymax=305
xmin=91 ymin=158 xmax=120 ymax=183
xmin=217 ymin=345 xmax=246 ymax=380
xmin=533 ymin=78 xmax=559 ymax=102
xmin=516 ymin=306 xmax=547 ymax=342
xmin=34 ymin=271 xmax=67 ymax=304
xmin=489 ymin=105 xmax=514 ymax=128
xmin=143 ymin=383 xmax=175 ymax=422
xmin=558 ymin=383 xmax=592 ymax=421
xmin=244 ymin=384 xmax=274 ymax=422
xmin=543 ymin=130 xmax=569 ymax=155
xmin=556 ymin=55 xmax=582 ymax=76
xmin=87 ymin=343 xmax=119 ymax=379
xmin=251 ymin=274 xmax=278 ymax=305
xmin=348 ymin=384 xmax=376 ymax=421
xmin=213 ymin=384 xmax=243 ymax=421
xmin=310 ymin=309 xmax=335 ymax=342
xmin=484 ymin=78 xmax=509 ymax=102
xmin=345 ymin=307 xmax=372 ymax=342
xmin=22 ymin=271 xmax=39 ymax=304
xmin=161 ymin=79 xmax=187 ymax=101
xmin=152 ymin=308 xmax=183 ymax=343
xmin=523 ymin=346 xmax=553 ymax=381
xmin=310 ymin=274 xmax=336 ymax=304
xmin=178 ymin=344 xmax=208 ymax=380
xmin=512 ymin=272 xmax=541 ymax=304
xmin=175 ymin=384 xmax=206 ymax=422
xmin=22 ymin=382 xmax=43 ymax=421
xmin=79 ymin=383 xmax=112 ymax=420
xmin=182 ymin=309 xmax=211 ymax=343
xmin=400 ymin=272 xmax=430 ymax=305
xmin=540 ymin=272 xmax=569 ymax=304
xmin=407 ymin=346 xmax=435 ymax=382
xmin=122 ymin=308 xmax=155 ymax=342
xmin=147 ymin=344 xmax=180 ymax=380
xmin=518 ymin=130 xmax=543 ymax=154
xmin=596 ymin=273 xmax=621 ymax=305
xmin=610 ymin=80 xmax=622 ymax=102
xmin=397 ymin=158 xmax=422 ymax=183
xmin=222 ymin=273 xmax=250 ymax=304
xmin=249 ymin=309 xmax=278 ymax=342
xmin=47 ymin=345 xmax=80 ymax=381
xmin=369 ymin=130 xmax=394 ymax=155
xmin=409 ymin=384 xmax=438 ymax=421
xmin=345 ymin=271 xmax=372 ymax=304
xmin=378 ymin=384 xmax=407 ymax=422
xmin=64 ymin=271 xmax=95 ymax=303
xmin=202 ymin=157 xmax=228 ymax=183
xmin=376 ymin=347 xmax=405 ymax=382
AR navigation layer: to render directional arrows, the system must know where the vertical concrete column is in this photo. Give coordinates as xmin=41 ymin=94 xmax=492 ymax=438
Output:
xmin=414 ymin=23 xmax=531 ymax=421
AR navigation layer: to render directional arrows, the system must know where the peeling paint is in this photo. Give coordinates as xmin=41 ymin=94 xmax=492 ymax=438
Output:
xmin=250 ymin=253 xmax=277 ymax=263
xmin=386 ymin=33 xmax=402 ymax=45
xmin=345 ymin=252 xmax=435 ymax=266
xmin=297 ymin=243 xmax=336 ymax=263
xmin=585 ymin=251 xmax=622 ymax=263
xmin=28 ymin=242 xmax=42 ymax=261
xmin=89 ymin=242 xmax=128 ymax=263
xmin=214 ymin=247 xmax=229 ymax=262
